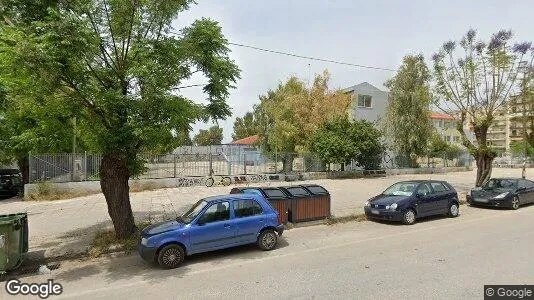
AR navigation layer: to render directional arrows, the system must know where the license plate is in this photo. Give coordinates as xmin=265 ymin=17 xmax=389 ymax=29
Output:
xmin=371 ymin=209 xmax=379 ymax=215
xmin=474 ymin=198 xmax=488 ymax=203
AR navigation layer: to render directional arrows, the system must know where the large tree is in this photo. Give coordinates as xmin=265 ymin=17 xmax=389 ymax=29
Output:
xmin=384 ymin=54 xmax=434 ymax=168
xmin=0 ymin=1 xmax=239 ymax=238
xmin=257 ymin=70 xmax=351 ymax=171
xmin=310 ymin=117 xmax=384 ymax=170
xmin=232 ymin=111 xmax=258 ymax=141
xmin=432 ymin=29 xmax=532 ymax=186
xmin=193 ymin=125 xmax=223 ymax=146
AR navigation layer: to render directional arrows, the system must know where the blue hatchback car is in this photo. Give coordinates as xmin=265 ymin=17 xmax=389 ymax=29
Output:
xmin=138 ymin=194 xmax=284 ymax=269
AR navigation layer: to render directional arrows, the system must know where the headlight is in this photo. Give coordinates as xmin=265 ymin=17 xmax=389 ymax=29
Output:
xmin=494 ymin=192 xmax=509 ymax=199
xmin=389 ymin=203 xmax=398 ymax=211
xmin=365 ymin=201 xmax=370 ymax=207
xmin=141 ymin=237 xmax=148 ymax=246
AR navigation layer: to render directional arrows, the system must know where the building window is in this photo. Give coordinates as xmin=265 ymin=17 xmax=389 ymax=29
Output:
xmin=512 ymin=130 xmax=517 ymax=137
xmin=453 ymin=136 xmax=459 ymax=142
xmin=357 ymin=95 xmax=372 ymax=108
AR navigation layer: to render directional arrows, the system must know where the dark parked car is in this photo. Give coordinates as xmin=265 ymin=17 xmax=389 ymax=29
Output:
xmin=138 ymin=193 xmax=284 ymax=269
xmin=466 ymin=178 xmax=534 ymax=210
xmin=0 ymin=169 xmax=23 ymax=197
xmin=364 ymin=180 xmax=459 ymax=225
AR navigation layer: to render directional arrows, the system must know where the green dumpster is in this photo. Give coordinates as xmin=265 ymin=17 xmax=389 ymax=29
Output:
xmin=0 ymin=213 xmax=28 ymax=272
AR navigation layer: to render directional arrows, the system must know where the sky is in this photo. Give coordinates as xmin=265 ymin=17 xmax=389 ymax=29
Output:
xmin=172 ymin=0 xmax=534 ymax=143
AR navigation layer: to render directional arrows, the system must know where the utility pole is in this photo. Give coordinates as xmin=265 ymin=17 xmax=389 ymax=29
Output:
xmin=72 ymin=116 xmax=77 ymax=181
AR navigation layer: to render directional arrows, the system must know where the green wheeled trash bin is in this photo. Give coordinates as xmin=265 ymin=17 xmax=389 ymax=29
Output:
xmin=0 ymin=213 xmax=29 ymax=273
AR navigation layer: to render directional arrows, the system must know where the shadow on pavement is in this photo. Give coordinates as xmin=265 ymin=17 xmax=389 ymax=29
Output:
xmin=52 ymin=236 xmax=289 ymax=285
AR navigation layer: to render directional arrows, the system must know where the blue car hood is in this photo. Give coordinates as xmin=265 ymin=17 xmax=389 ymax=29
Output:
xmin=370 ymin=194 xmax=409 ymax=205
xmin=142 ymin=220 xmax=184 ymax=236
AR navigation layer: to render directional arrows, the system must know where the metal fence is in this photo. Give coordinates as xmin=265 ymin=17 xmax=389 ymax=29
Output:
xmin=28 ymin=146 xmax=326 ymax=183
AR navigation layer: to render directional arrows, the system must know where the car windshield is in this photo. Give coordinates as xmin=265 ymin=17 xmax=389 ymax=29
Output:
xmin=179 ymin=200 xmax=208 ymax=223
xmin=483 ymin=179 xmax=517 ymax=190
xmin=382 ymin=182 xmax=417 ymax=196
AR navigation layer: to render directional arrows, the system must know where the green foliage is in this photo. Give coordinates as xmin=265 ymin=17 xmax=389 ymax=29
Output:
xmin=510 ymin=140 xmax=534 ymax=159
xmin=256 ymin=70 xmax=351 ymax=156
xmin=427 ymin=132 xmax=450 ymax=158
xmin=0 ymin=0 xmax=240 ymax=175
xmin=384 ymin=54 xmax=433 ymax=165
xmin=193 ymin=126 xmax=223 ymax=146
xmin=310 ymin=117 xmax=384 ymax=170
xmin=445 ymin=144 xmax=464 ymax=160
xmin=232 ymin=111 xmax=259 ymax=141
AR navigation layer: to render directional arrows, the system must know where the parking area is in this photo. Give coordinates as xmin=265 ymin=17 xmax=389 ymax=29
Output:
xmin=0 ymin=167 xmax=530 ymax=259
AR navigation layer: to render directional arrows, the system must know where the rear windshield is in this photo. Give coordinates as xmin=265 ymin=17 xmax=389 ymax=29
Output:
xmin=264 ymin=189 xmax=286 ymax=198
xmin=306 ymin=186 xmax=328 ymax=195
xmin=286 ymin=187 xmax=309 ymax=196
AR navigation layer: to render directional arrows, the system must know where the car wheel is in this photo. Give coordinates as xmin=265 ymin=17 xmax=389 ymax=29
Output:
xmin=157 ymin=244 xmax=185 ymax=269
xmin=448 ymin=203 xmax=459 ymax=217
xmin=402 ymin=209 xmax=416 ymax=225
xmin=258 ymin=229 xmax=278 ymax=251
xmin=510 ymin=196 xmax=520 ymax=210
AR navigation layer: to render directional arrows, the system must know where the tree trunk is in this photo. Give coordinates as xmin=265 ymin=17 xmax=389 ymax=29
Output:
xmin=282 ymin=154 xmax=294 ymax=173
xmin=340 ymin=163 xmax=345 ymax=171
xmin=475 ymin=152 xmax=493 ymax=187
xmin=100 ymin=154 xmax=136 ymax=239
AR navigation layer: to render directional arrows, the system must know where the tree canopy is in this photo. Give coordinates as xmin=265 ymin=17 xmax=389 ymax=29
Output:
xmin=0 ymin=0 xmax=240 ymax=238
xmin=310 ymin=117 xmax=384 ymax=170
xmin=232 ymin=111 xmax=259 ymax=141
xmin=432 ymin=29 xmax=532 ymax=186
xmin=193 ymin=125 xmax=223 ymax=146
xmin=384 ymin=54 xmax=434 ymax=168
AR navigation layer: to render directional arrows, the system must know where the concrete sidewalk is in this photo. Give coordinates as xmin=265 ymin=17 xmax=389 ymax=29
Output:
xmin=0 ymin=167 xmax=529 ymax=260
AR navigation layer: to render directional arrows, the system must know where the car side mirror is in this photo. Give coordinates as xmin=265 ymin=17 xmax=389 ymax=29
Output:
xmin=517 ymin=187 xmax=526 ymax=192
xmin=196 ymin=219 xmax=206 ymax=226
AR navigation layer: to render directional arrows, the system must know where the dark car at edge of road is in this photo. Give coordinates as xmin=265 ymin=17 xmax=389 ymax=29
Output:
xmin=364 ymin=180 xmax=460 ymax=225
xmin=138 ymin=193 xmax=284 ymax=269
xmin=466 ymin=177 xmax=534 ymax=210
xmin=0 ymin=169 xmax=23 ymax=198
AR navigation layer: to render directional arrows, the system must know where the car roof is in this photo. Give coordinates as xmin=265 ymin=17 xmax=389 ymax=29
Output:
xmin=490 ymin=177 xmax=522 ymax=180
xmin=202 ymin=193 xmax=265 ymax=203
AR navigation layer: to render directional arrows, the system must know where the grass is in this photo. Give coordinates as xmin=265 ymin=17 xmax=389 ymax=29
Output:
xmin=88 ymin=220 xmax=153 ymax=258
xmin=326 ymin=213 xmax=368 ymax=225
xmin=26 ymin=181 xmax=165 ymax=201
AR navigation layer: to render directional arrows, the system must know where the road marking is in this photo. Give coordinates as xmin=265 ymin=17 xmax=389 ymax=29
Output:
xmin=55 ymin=207 xmax=531 ymax=299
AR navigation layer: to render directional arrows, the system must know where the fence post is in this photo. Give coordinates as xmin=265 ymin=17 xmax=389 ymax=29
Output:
xmin=28 ymin=151 xmax=32 ymax=183
xmin=227 ymin=146 xmax=232 ymax=175
xmin=84 ymin=151 xmax=87 ymax=181
xmin=243 ymin=151 xmax=247 ymax=175
xmin=209 ymin=153 xmax=213 ymax=176
xmin=173 ymin=154 xmax=177 ymax=178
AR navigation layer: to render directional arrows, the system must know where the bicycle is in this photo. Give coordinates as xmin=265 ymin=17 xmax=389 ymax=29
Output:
xmin=205 ymin=175 xmax=232 ymax=187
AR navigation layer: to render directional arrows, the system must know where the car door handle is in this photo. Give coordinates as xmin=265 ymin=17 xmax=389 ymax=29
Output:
xmin=223 ymin=224 xmax=231 ymax=228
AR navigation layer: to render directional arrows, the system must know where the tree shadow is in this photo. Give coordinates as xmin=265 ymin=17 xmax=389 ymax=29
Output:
xmin=52 ymin=236 xmax=289 ymax=285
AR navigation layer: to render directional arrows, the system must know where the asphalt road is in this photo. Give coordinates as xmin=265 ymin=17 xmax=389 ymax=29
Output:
xmin=6 ymin=204 xmax=534 ymax=300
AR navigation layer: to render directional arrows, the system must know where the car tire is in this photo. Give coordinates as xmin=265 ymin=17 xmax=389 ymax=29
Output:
xmin=402 ymin=209 xmax=416 ymax=225
xmin=448 ymin=203 xmax=459 ymax=217
xmin=257 ymin=229 xmax=278 ymax=251
xmin=157 ymin=244 xmax=185 ymax=269
xmin=510 ymin=196 xmax=520 ymax=210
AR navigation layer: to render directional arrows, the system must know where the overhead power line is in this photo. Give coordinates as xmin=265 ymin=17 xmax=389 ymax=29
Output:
xmin=228 ymin=42 xmax=395 ymax=72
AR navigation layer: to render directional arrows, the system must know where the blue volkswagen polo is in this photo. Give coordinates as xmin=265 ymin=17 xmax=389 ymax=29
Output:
xmin=138 ymin=194 xmax=284 ymax=269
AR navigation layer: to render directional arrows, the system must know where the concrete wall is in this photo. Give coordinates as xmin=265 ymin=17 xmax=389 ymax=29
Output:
xmin=24 ymin=167 xmax=474 ymax=199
